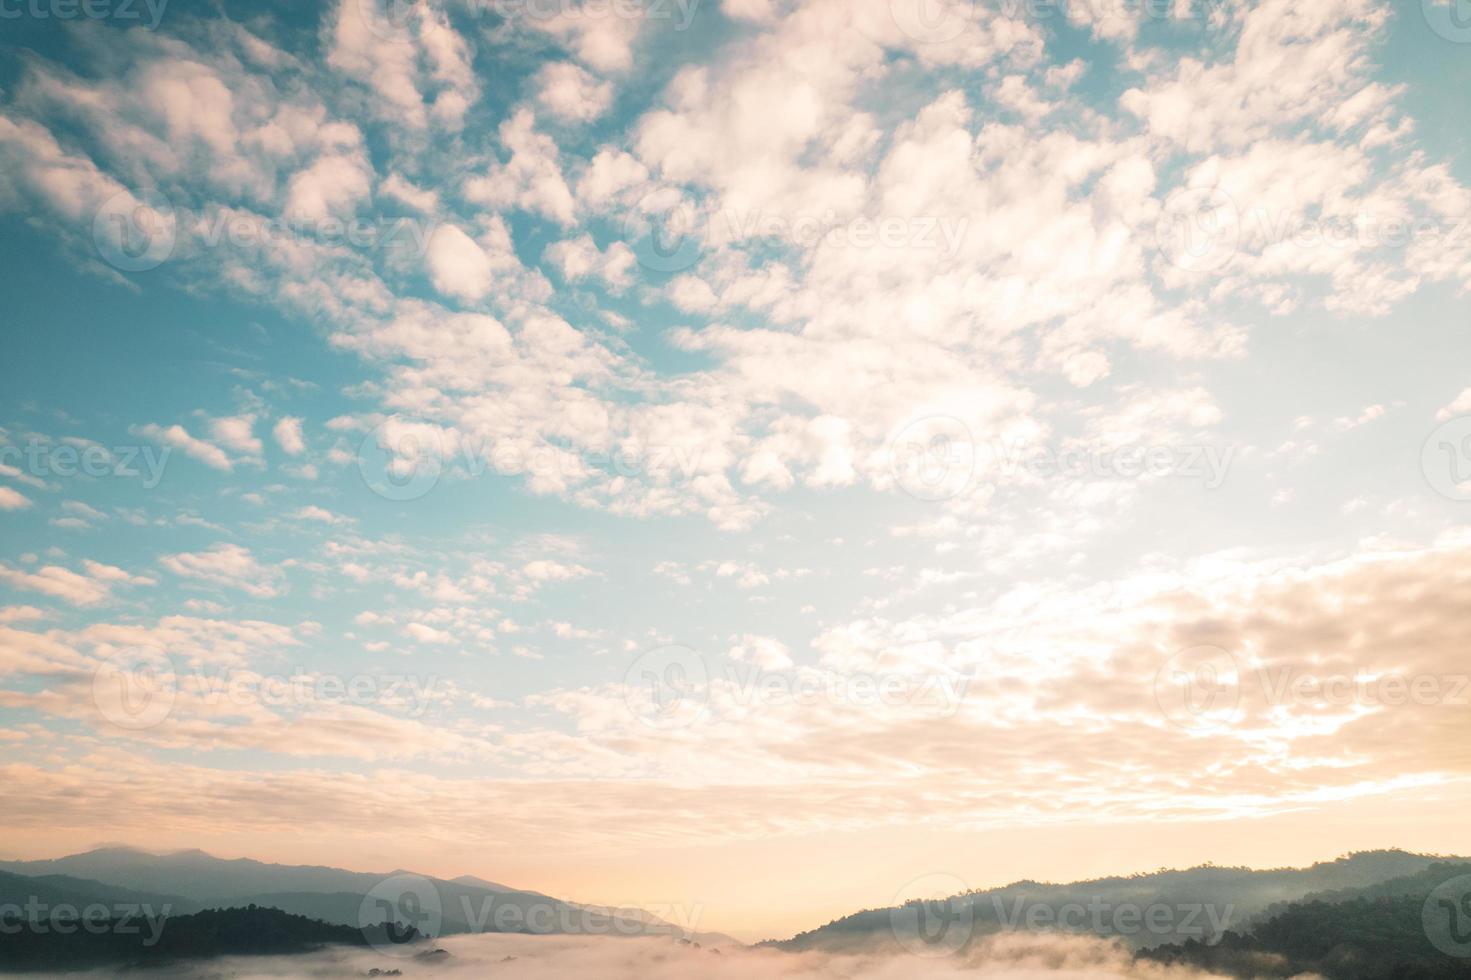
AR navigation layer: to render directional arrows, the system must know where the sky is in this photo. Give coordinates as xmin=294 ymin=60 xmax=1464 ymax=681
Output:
xmin=1 ymin=0 xmax=1470 ymax=943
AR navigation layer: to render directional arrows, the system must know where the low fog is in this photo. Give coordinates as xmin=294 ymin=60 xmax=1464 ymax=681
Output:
xmin=30 ymin=931 xmax=1245 ymax=980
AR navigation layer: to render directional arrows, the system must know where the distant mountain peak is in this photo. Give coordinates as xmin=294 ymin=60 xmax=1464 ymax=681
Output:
xmin=452 ymin=874 xmax=516 ymax=892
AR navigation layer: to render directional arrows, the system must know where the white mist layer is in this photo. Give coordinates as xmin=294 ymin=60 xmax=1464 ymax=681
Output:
xmin=30 ymin=931 xmax=1240 ymax=979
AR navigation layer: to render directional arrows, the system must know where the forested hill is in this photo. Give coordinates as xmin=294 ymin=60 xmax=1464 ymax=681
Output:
xmin=0 ymin=904 xmax=406 ymax=972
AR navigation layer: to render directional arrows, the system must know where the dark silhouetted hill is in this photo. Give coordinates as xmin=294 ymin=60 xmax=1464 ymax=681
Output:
xmin=773 ymin=850 xmax=1466 ymax=953
xmin=0 ymin=904 xmax=405 ymax=973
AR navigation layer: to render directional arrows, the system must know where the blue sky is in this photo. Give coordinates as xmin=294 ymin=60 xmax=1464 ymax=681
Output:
xmin=2 ymin=0 xmax=1471 ymax=939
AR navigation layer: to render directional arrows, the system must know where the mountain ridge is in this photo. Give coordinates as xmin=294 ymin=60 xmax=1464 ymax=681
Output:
xmin=0 ymin=847 xmax=739 ymax=948
xmin=769 ymin=848 xmax=1468 ymax=952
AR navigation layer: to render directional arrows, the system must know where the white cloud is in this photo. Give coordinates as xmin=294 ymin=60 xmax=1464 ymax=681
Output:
xmin=134 ymin=423 xmax=233 ymax=471
xmin=405 ymin=622 xmax=457 ymax=645
xmin=209 ymin=415 xmax=263 ymax=456
xmin=536 ymin=62 xmax=614 ymax=122
xmin=463 ymin=109 xmax=576 ymax=225
xmin=283 ymin=152 xmax=371 ymax=223
xmin=160 ymin=543 xmax=284 ymax=598
xmin=0 ymin=560 xmax=152 ymax=606
xmin=728 ymin=634 xmax=794 ymax=669
xmin=273 ymin=416 xmax=305 ymax=455
xmin=1437 ymin=388 xmax=1471 ymax=422
xmin=292 ymin=505 xmax=352 ymax=525
xmin=426 ymin=225 xmax=496 ymax=302
xmin=544 ymin=234 xmax=636 ymax=292
xmin=522 ymin=560 xmax=593 ymax=584
xmin=527 ymin=2 xmax=647 ymax=73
